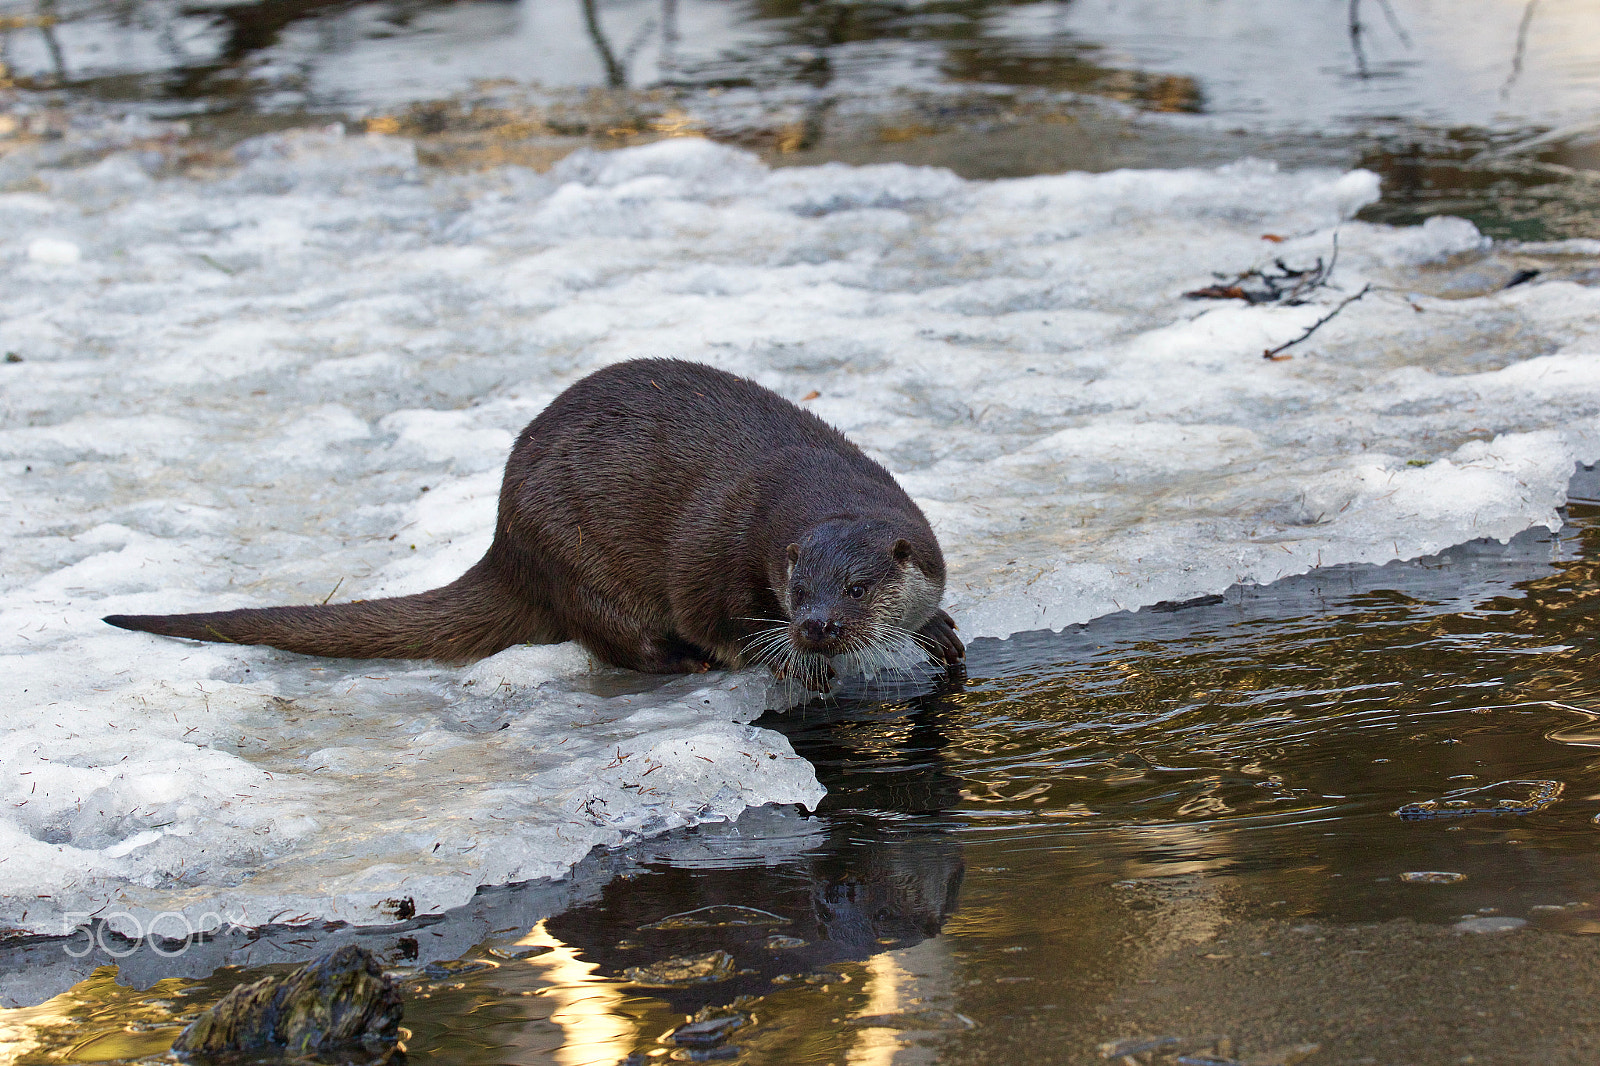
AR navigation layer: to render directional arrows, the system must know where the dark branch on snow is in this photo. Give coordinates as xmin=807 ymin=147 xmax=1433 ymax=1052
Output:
xmin=1262 ymin=284 xmax=1373 ymax=361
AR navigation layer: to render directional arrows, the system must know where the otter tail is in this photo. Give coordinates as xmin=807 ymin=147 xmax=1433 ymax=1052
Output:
xmin=103 ymin=558 xmax=551 ymax=663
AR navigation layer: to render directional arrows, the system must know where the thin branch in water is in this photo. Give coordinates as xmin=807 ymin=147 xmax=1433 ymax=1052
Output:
xmin=659 ymin=0 xmax=679 ymax=80
xmin=1349 ymin=0 xmax=1412 ymax=79
xmin=36 ymin=0 xmax=67 ymax=81
xmin=1263 ymin=284 xmax=1373 ymax=361
xmin=579 ymin=0 xmax=627 ymax=89
xmin=1348 ymin=0 xmax=1369 ymax=79
xmin=1502 ymin=0 xmax=1540 ymax=99
xmin=1372 ymin=0 xmax=1413 ymax=48
xmin=622 ymin=16 xmax=658 ymax=69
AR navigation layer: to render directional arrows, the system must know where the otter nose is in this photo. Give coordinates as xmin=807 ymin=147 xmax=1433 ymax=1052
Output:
xmin=800 ymin=618 xmax=842 ymax=644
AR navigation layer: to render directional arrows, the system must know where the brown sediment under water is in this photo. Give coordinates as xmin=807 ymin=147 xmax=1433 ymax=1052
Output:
xmin=9 ymin=467 xmax=1600 ymax=1064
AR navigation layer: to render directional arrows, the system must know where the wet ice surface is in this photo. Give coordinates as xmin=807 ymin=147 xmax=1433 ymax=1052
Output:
xmin=4 ymin=129 xmax=1600 ymax=940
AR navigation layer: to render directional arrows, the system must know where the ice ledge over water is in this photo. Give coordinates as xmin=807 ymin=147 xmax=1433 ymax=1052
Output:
xmin=0 ymin=644 xmax=822 ymax=939
xmin=4 ymin=131 xmax=1600 ymax=936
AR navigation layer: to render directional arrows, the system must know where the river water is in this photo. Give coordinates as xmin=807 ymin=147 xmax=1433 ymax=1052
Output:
xmin=4 ymin=2 xmax=1600 ymax=1064
xmin=5 ymin=0 xmax=1600 ymax=237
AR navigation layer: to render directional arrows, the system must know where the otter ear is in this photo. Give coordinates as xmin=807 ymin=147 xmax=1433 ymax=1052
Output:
xmin=786 ymin=543 xmax=800 ymax=565
xmin=891 ymin=538 xmax=913 ymax=564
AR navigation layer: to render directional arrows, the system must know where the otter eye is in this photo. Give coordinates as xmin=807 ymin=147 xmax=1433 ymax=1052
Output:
xmin=846 ymin=584 xmax=866 ymax=600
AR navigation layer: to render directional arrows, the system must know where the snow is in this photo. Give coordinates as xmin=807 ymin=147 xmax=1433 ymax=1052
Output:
xmin=4 ymin=129 xmax=1600 ymax=938
xmin=25 ymin=238 xmax=81 ymax=265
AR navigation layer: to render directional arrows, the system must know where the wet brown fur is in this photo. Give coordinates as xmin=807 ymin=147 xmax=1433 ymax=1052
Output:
xmin=105 ymin=359 xmax=963 ymax=673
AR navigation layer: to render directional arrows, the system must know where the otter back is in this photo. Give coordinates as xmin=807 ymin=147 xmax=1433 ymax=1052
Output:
xmin=105 ymin=358 xmax=959 ymax=673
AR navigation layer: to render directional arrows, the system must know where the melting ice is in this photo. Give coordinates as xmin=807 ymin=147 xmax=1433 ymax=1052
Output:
xmin=3 ymin=128 xmax=1600 ymax=938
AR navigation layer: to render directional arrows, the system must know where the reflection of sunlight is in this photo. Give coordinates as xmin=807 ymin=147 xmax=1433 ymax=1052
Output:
xmin=0 ymin=966 xmax=182 ymax=1066
xmin=0 ymin=1000 xmax=48 ymax=1065
xmin=514 ymin=921 xmax=637 ymax=1066
xmin=849 ymin=939 xmax=956 ymax=1066
xmin=849 ymin=951 xmax=909 ymax=1066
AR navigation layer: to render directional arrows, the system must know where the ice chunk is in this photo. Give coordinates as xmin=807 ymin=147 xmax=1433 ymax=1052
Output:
xmin=1370 ymin=214 xmax=1491 ymax=266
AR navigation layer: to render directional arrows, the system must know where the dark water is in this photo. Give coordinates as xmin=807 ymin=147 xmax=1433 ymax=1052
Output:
xmin=8 ymin=470 xmax=1600 ymax=1063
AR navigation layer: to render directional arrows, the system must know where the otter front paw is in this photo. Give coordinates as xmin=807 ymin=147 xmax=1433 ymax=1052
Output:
xmin=916 ymin=609 xmax=965 ymax=664
xmin=641 ymin=637 xmax=715 ymax=674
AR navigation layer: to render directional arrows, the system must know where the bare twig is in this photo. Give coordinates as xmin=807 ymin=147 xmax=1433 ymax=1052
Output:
xmin=37 ymin=0 xmax=67 ymax=81
xmin=622 ymin=16 xmax=658 ymax=68
xmin=1263 ymin=284 xmax=1372 ymax=360
xmin=1373 ymin=0 xmax=1413 ymax=47
xmin=580 ymin=0 xmax=627 ymax=88
xmin=1502 ymin=0 xmax=1540 ymax=99
xmin=1185 ymin=235 xmax=1340 ymax=305
xmin=659 ymin=0 xmax=679 ymax=80
xmin=1349 ymin=0 xmax=1410 ymax=79
xmin=1348 ymin=0 xmax=1369 ymax=79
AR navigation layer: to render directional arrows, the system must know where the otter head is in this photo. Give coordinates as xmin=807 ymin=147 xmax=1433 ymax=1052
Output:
xmin=778 ymin=518 xmax=942 ymax=661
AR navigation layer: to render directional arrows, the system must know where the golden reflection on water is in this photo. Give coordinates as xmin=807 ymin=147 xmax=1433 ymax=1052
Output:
xmin=846 ymin=938 xmax=961 ymax=1066
xmin=0 ymin=967 xmax=188 ymax=1065
xmin=851 ymin=951 xmax=912 ymax=1066
xmin=512 ymin=921 xmax=636 ymax=1066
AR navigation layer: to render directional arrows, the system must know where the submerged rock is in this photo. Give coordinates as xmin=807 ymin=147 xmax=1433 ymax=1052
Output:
xmin=171 ymin=945 xmax=403 ymax=1059
xmin=622 ymin=949 xmax=737 ymax=987
xmin=487 ymin=943 xmax=553 ymax=960
xmin=850 ymin=1008 xmax=975 ymax=1031
xmin=665 ymin=1011 xmax=748 ymax=1047
xmin=1453 ymin=916 xmax=1528 ymax=934
xmin=421 ymin=957 xmax=497 ymax=979
xmin=1399 ymin=871 xmax=1467 ymax=884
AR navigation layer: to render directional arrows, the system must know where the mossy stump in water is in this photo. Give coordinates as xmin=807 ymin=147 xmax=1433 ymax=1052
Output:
xmin=172 ymin=945 xmax=403 ymax=1059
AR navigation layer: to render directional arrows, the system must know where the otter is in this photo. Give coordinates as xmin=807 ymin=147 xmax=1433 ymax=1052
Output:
xmin=105 ymin=359 xmax=963 ymax=685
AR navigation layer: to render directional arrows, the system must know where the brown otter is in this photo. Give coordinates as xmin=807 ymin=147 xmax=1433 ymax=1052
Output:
xmin=105 ymin=359 xmax=964 ymax=682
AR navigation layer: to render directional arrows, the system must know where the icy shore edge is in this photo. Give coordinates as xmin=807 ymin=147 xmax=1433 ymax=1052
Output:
xmin=3 ymin=131 xmax=1600 ymax=944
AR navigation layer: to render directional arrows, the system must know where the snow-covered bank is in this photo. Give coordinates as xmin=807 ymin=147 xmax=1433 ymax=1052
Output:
xmin=4 ymin=130 xmax=1600 ymax=937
